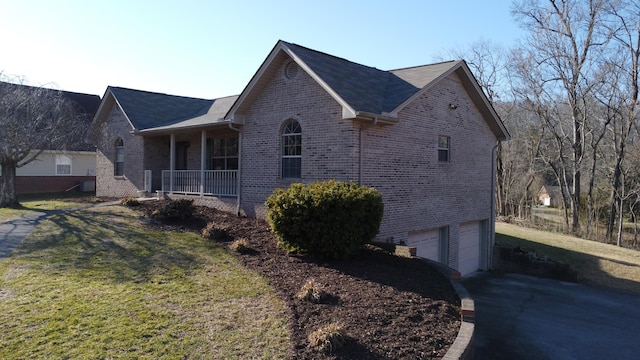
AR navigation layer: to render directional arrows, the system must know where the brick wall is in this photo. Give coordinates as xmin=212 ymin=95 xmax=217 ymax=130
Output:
xmin=143 ymin=136 xmax=170 ymax=192
xmin=95 ymin=106 xmax=145 ymax=197
xmin=361 ymin=73 xmax=495 ymax=266
xmin=238 ymin=59 xmax=357 ymax=218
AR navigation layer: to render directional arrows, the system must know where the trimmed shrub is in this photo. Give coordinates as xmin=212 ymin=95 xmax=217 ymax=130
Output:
xmin=265 ymin=180 xmax=383 ymax=260
xmin=201 ymin=222 xmax=232 ymax=241
xmin=120 ymin=196 xmax=140 ymax=207
xmin=229 ymin=238 xmax=250 ymax=253
xmin=308 ymin=323 xmax=346 ymax=353
xmin=158 ymin=199 xmax=194 ymax=220
xmin=296 ymin=279 xmax=327 ymax=303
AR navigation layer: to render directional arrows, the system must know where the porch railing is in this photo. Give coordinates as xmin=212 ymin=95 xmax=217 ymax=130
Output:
xmin=161 ymin=170 xmax=237 ymax=197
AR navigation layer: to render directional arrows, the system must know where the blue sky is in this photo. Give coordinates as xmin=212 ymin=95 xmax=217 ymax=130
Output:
xmin=1 ymin=0 xmax=524 ymax=99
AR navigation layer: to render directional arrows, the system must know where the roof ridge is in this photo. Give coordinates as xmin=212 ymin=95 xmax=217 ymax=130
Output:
xmin=390 ymin=60 xmax=460 ymax=72
xmin=285 ymin=41 xmax=389 ymax=76
xmin=108 ymin=86 xmax=215 ymax=101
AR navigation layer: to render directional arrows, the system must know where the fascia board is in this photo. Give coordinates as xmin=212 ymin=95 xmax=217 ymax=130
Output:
xmin=280 ymin=45 xmax=357 ymax=119
xmin=92 ymin=88 xmax=137 ymax=132
xmin=225 ymin=42 xmax=285 ymax=121
xmin=390 ymin=61 xmax=463 ymax=116
xmin=456 ymin=64 xmax=511 ymax=141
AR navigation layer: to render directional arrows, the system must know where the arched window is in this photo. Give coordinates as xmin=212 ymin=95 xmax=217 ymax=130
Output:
xmin=281 ymin=119 xmax=301 ymax=179
xmin=115 ymin=138 xmax=124 ymax=176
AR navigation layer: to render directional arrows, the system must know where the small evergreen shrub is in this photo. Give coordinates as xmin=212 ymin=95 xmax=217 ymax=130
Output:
xmin=308 ymin=322 xmax=346 ymax=353
xmin=120 ymin=196 xmax=140 ymax=207
xmin=159 ymin=199 xmax=194 ymax=220
xmin=201 ymin=222 xmax=232 ymax=241
xmin=265 ymin=180 xmax=383 ymax=259
xmin=296 ymin=279 xmax=327 ymax=303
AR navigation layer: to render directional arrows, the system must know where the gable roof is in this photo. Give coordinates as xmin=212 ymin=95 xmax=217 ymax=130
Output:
xmin=137 ymin=95 xmax=239 ymax=134
xmin=93 ymin=87 xmax=214 ymax=132
xmin=91 ymin=40 xmax=509 ymax=140
xmin=228 ymin=41 xmax=509 ymax=140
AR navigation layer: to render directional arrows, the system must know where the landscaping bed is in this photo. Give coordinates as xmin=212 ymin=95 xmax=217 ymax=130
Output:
xmin=133 ymin=200 xmax=461 ymax=359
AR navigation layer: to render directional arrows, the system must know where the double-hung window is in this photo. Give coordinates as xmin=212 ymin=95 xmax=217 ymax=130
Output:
xmin=55 ymin=154 xmax=71 ymax=175
xmin=115 ymin=138 xmax=124 ymax=176
xmin=282 ymin=119 xmax=301 ymax=179
xmin=438 ymin=135 xmax=450 ymax=162
xmin=209 ymin=138 xmax=238 ymax=170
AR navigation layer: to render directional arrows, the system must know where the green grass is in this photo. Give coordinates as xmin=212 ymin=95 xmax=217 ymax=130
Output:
xmin=496 ymin=222 xmax=640 ymax=294
xmin=0 ymin=206 xmax=290 ymax=359
xmin=0 ymin=192 xmax=100 ymax=222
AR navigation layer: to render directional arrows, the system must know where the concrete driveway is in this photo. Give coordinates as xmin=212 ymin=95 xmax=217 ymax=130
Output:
xmin=462 ymin=273 xmax=640 ymax=360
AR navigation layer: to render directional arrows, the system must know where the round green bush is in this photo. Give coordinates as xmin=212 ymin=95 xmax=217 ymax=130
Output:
xmin=265 ymin=180 xmax=383 ymax=260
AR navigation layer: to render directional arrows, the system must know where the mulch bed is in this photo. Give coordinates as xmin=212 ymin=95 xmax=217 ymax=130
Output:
xmin=129 ymin=200 xmax=461 ymax=359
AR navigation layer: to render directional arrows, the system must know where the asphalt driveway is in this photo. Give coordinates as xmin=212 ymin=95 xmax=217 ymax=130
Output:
xmin=462 ymin=273 xmax=640 ymax=360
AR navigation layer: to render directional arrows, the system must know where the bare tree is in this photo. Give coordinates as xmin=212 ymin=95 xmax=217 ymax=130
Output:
xmin=512 ymin=0 xmax=612 ymax=233
xmin=0 ymin=77 xmax=85 ymax=208
xmin=600 ymin=0 xmax=640 ymax=241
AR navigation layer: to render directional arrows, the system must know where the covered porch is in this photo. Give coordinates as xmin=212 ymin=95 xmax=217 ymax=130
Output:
xmin=149 ymin=125 xmax=241 ymax=198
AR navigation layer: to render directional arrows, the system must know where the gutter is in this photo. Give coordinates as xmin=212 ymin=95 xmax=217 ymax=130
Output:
xmin=131 ymin=118 xmax=230 ymax=136
xmin=353 ymin=111 xmax=398 ymax=125
xmin=228 ymin=123 xmax=242 ymax=216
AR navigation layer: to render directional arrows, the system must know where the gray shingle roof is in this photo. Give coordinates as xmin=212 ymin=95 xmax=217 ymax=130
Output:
xmin=284 ymin=42 xmax=458 ymax=114
xmin=138 ymin=95 xmax=239 ymax=133
xmin=109 ymin=87 xmax=214 ymax=131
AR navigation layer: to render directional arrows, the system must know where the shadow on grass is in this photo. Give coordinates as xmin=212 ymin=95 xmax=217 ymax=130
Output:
xmin=10 ymin=207 xmax=214 ymax=284
xmin=496 ymin=233 xmax=640 ymax=294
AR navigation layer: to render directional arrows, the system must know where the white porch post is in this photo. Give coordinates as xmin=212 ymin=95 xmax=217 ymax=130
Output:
xmin=170 ymin=133 xmax=175 ymax=193
xmin=200 ymin=130 xmax=206 ymax=196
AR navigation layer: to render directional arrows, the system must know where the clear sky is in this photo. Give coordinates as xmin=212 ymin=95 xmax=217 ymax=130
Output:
xmin=1 ymin=0 xmax=524 ymax=99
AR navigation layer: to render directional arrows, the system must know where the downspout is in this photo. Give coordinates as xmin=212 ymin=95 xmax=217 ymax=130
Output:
xmin=228 ymin=123 xmax=242 ymax=216
xmin=358 ymin=117 xmax=379 ymax=185
xmin=489 ymin=142 xmax=499 ymax=270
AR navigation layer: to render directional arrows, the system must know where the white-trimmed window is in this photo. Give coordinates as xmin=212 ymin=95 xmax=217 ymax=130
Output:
xmin=281 ymin=119 xmax=301 ymax=179
xmin=438 ymin=135 xmax=450 ymax=162
xmin=56 ymin=154 xmax=72 ymax=175
xmin=115 ymin=138 xmax=124 ymax=176
xmin=209 ymin=138 xmax=238 ymax=170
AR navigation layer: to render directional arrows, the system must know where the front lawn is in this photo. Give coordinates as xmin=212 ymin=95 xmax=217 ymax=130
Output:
xmin=0 ymin=192 xmax=102 ymax=222
xmin=0 ymin=206 xmax=290 ymax=359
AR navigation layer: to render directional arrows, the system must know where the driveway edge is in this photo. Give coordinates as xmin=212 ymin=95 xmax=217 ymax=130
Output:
xmin=418 ymin=258 xmax=475 ymax=360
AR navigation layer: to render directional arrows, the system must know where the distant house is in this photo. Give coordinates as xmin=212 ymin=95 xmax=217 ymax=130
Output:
xmin=91 ymin=40 xmax=509 ymax=276
xmin=1 ymin=85 xmax=101 ymax=194
xmin=538 ymin=185 xmax=563 ymax=207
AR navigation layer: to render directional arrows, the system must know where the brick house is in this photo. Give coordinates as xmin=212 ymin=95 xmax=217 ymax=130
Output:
xmin=91 ymin=41 xmax=509 ymax=275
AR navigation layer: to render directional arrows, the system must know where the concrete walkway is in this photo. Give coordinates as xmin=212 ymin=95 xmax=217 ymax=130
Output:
xmin=0 ymin=201 xmax=121 ymax=259
xmin=0 ymin=210 xmax=52 ymax=258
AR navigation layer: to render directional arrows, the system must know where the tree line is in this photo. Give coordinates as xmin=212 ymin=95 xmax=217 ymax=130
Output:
xmin=450 ymin=0 xmax=640 ymax=246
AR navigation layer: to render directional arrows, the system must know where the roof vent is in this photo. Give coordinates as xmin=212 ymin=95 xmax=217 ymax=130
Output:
xmin=285 ymin=61 xmax=299 ymax=80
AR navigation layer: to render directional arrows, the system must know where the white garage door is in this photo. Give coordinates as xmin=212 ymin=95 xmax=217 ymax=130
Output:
xmin=407 ymin=229 xmax=439 ymax=262
xmin=458 ymin=221 xmax=481 ymax=275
